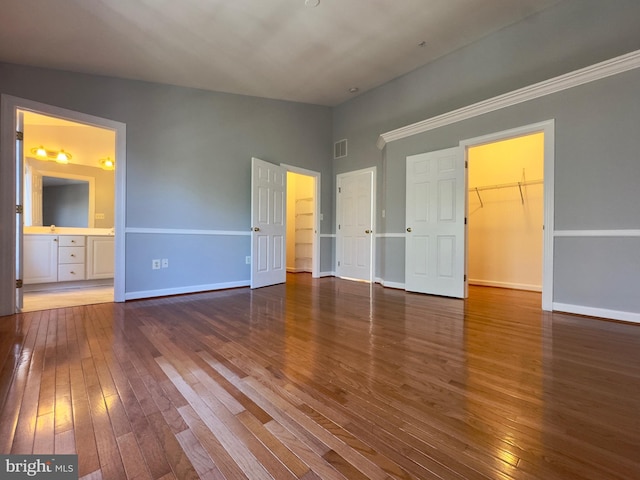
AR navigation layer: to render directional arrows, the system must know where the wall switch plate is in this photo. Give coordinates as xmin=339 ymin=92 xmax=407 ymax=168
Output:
xmin=320 ymin=213 xmax=324 ymax=221
xmin=152 ymin=259 xmax=161 ymax=270
xmin=161 ymin=258 xmax=169 ymax=268
xmin=95 ymin=213 xmax=105 ymax=220
xmin=245 ymin=256 xmax=251 ymax=264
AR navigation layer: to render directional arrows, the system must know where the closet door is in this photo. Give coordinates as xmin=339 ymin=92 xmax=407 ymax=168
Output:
xmin=405 ymin=147 xmax=465 ymax=298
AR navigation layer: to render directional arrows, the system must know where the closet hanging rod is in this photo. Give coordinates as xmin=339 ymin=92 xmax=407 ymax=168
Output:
xmin=468 ymin=179 xmax=543 ymax=192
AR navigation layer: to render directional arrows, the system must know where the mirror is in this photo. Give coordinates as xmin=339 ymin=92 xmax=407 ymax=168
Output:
xmin=24 ymin=158 xmax=114 ymax=229
xmin=42 ymin=176 xmax=91 ymax=227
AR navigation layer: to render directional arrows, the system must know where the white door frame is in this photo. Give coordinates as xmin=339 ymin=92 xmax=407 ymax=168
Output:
xmin=335 ymin=166 xmax=376 ymax=282
xmin=0 ymin=94 xmax=126 ymax=315
xmin=459 ymin=119 xmax=554 ymax=311
xmin=281 ymin=163 xmax=321 ymax=278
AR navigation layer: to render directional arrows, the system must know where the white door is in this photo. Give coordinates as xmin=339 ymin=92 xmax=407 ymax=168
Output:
xmin=405 ymin=147 xmax=465 ymax=297
xmin=251 ymin=157 xmax=287 ymax=289
xmin=15 ymin=110 xmax=24 ymax=310
xmin=336 ymin=168 xmax=375 ymax=282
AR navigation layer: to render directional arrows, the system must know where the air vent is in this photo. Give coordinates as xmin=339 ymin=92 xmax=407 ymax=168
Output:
xmin=334 ymin=139 xmax=347 ymax=159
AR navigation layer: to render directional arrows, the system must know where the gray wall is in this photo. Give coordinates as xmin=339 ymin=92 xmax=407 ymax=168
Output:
xmin=0 ymin=63 xmax=333 ymax=297
xmin=332 ymin=0 xmax=640 ymax=314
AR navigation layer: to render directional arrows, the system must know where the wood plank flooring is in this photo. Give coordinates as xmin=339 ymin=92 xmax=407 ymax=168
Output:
xmin=1 ymin=274 xmax=639 ymax=479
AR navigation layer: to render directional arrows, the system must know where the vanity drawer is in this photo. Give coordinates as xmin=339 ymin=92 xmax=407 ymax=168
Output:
xmin=59 ymin=235 xmax=85 ymax=247
xmin=58 ymin=264 xmax=86 ymax=281
xmin=58 ymin=246 xmax=85 ymax=264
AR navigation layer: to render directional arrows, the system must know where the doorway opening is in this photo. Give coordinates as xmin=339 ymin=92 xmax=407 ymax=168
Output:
xmin=286 ymin=171 xmax=316 ymax=276
xmin=467 ymin=132 xmax=544 ymax=292
xmin=20 ymin=111 xmax=116 ymax=311
xmin=0 ymin=94 xmax=126 ymax=316
xmin=283 ymin=164 xmax=321 ymax=279
xmin=461 ymin=120 xmax=554 ymax=310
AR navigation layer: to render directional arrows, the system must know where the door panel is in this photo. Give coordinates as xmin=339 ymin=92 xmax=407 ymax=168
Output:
xmin=251 ymin=157 xmax=286 ymax=289
xmin=336 ymin=168 xmax=374 ymax=281
xmin=405 ymin=147 xmax=465 ymax=297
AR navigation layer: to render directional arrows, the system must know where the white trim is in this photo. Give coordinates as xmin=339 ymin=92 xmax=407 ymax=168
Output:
xmin=281 ymin=163 xmax=322 ymax=279
xmin=469 ymin=279 xmax=541 ymax=293
xmin=319 ymin=271 xmax=335 ymax=277
xmin=553 ymin=303 xmax=640 ymax=324
xmin=460 ymin=119 xmax=555 ymax=311
xmin=126 ymin=227 xmax=250 ymax=236
xmin=125 ymin=280 xmax=250 ymax=301
xmin=377 ymin=49 xmax=640 ymax=148
xmin=376 ymin=232 xmax=405 ymax=238
xmin=375 ymin=278 xmax=405 ymax=289
xmin=554 ymin=229 xmax=640 ymax=237
xmin=320 ymin=233 xmax=336 ymax=238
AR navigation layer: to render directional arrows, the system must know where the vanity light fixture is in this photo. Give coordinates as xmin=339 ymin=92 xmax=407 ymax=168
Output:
xmin=99 ymin=157 xmax=115 ymax=170
xmin=30 ymin=146 xmax=73 ymax=164
xmin=56 ymin=150 xmax=70 ymax=164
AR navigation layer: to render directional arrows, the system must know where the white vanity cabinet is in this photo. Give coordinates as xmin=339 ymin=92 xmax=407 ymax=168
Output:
xmin=23 ymin=234 xmax=113 ymax=284
xmin=23 ymin=235 xmax=58 ymax=284
xmin=58 ymin=235 xmax=86 ymax=281
xmin=86 ymin=236 xmax=115 ymax=279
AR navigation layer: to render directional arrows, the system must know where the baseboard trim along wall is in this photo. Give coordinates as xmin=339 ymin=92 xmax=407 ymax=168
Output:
xmin=552 ymin=303 xmax=640 ymax=325
xmin=125 ymin=280 xmax=250 ymax=301
xmin=469 ymin=279 xmax=542 ymax=292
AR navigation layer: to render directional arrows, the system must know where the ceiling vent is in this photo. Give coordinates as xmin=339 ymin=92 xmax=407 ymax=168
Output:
xmin=334 ymin=139 xmax=347 ymax=159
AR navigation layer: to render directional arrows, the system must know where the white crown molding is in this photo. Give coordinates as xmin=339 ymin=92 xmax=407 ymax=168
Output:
xmin=377 ymin=49 xmax=640 ymax=149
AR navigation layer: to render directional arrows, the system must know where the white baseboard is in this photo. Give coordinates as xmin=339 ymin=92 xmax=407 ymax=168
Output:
xmin=375 ymin=277 xmax=405 ymax=289
xmin=553 ymin=302 xmax=640 ymax=324
xmin=125 ymin=280 xmax=250 ymax=301
xmin=319 ymin=271 xmax=335 ymax=278
xmin=287 ymin=267 xmax=311 ymax=273
xmin=469 ymin=279 xmax=542 ymax=292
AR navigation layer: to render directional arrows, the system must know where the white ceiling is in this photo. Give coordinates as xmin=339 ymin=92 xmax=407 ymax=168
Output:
xmin=1 ymin=0 xmax=562 ymax=106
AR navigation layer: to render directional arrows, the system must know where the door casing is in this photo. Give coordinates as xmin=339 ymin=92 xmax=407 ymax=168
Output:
xmin=0 ymin=94 xmax=126 ymax=315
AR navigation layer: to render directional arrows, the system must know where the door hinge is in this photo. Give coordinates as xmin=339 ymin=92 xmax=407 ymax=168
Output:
xmin=338 ymin=187 xmax=341 ymax=193
xmin=338 ymin=224 xmax=341 ymax=230
xmin=16 ymin=279 xmax=23 ymax=288
xmin=465 ymin=160 xmax=468 ymax=168
xmin=464 ymin=275 xmax=467 ymax=282
xmin=338 ymin=261 xmax=341 ymax=267
xmin=16 ymin=205 xmax=23 ymax=214
xmin=464 ymin=217 xmax=467 ymax=225
xmin=16 ymin=131 xmax=23 ymax=141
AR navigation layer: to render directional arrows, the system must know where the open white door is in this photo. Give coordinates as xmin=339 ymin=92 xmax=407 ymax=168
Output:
xmin=405 ymin=147 xmax=465 ymax=298
xmin=336 ymin=167 xmax=375 ymax=282
xmin=251 ymin=157 xmax=287 ymax=289
xmin=15 ymin=110 xmax=24 ymax=311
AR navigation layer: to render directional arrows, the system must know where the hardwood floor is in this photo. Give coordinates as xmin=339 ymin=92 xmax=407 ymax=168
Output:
xmin=1 ymin=274 xmax=638 ymax=479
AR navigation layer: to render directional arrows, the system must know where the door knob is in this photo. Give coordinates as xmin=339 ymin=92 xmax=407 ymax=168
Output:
xmin=406 ymin=227 xmax=412 ymax=232
xmin=365 ymin=229 xmax=371 ymax=234
xmin=253 ymin=227 xmax=260 ymax=232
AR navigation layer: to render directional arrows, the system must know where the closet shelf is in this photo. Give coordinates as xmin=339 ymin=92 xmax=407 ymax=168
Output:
xmin=469 ymin=179 xmax=542 ymax=207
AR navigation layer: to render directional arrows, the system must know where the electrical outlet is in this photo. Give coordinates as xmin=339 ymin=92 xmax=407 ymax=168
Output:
xmin=95 ymin=213 xmax=105 ymax=220
xmin=245 ymin=256 xmax=251 ymax=264
xmin=320 ymin=213 xmax=324 ymax=221
xmin=152 ymin=259 xmax=161 ymax=270
xmin=161 ymin=258 xmax=169 ymax=268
